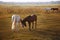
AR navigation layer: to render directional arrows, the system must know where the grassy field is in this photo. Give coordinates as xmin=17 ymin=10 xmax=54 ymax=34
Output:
xmin=0 ymin=4 xmax=60 ymax=40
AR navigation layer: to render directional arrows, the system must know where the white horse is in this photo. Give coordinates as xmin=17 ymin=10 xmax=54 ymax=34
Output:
xmin=44 ymin=8 xmax=51 ymax=13
xmin=12 ymin=14 xmax=21 ymax=31
xmin=45 ymin=8 xmax=51 ymax=10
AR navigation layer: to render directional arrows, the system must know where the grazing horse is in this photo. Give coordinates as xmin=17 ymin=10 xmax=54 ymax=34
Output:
xmin=51 ymin=8 xmax=59 ymax=12
xmin=12 ymin=14 xmax=21 ymax=31
xmin=21 ymin=14 xmax=37 ymax=31
xmin=44 ymin=8 xmax=51 ymax=13
xmin=51 ymin=8 xmax=58 ymax=11
xmin=45 ymin=8 xmax=51 ymax=10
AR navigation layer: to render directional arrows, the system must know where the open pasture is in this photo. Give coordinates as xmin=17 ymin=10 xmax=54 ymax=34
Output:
xmin=0 ymin=4 xmax=60 ymax=40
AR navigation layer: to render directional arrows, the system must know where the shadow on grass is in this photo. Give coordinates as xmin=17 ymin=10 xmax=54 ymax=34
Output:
xmin=32 ymin=28 xmax=60 ymax=40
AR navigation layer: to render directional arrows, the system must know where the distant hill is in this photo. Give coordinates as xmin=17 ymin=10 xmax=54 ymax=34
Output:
xmin=0 ymin=1 xmax=60 ymax=5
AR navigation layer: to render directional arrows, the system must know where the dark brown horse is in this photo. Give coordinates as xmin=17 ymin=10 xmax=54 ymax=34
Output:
xmin=51 ymin=8 xmax=58 ymax=11
xmin=21 ymin=14 xmax=37 ymax=31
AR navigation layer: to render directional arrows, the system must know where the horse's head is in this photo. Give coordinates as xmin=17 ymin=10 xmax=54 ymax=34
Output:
xmin=21 ymin=20 xmax=26 ymax=28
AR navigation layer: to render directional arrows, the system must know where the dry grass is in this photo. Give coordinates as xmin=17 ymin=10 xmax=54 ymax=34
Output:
xmin=0 ymin=4 xmax=60 ymax=40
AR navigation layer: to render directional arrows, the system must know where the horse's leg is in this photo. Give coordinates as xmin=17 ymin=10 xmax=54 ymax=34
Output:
xmin=15 ymin=22 xmax=18 ymax=31
xmin=32 ymin=22 xmax=34 ymax=29
xmin=12 ymin=22 xmax=14 ymax=30
xmin=35 ymin=20 xmax=37 ymax=29
xmin=12 ymin=21 xmax=16 ymax=32
xmin=28 ymin=22 xmax=31 ymax=31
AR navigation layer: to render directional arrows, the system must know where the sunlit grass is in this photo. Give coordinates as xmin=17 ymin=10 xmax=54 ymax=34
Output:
xmin=0 ymin=4 xmax=60 ymax=40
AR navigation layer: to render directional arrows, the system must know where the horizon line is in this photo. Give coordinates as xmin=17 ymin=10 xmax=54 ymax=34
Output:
xmin=0 ymin=0 xmax=59 ymax=3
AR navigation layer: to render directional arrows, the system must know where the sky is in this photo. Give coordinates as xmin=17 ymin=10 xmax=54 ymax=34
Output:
xmin=0 ymin=0 xmax=59 ymax=2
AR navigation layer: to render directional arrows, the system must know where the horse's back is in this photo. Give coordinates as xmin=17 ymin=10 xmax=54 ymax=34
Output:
xmin=28 ymin=15 xmax=37 ymax=21
xmin=12 ymin=15 xmax=20 ymax=22
xmin=45 ymin=8 xmax=51 ymax=10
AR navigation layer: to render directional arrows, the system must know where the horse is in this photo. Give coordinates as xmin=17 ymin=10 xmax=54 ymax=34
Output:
xmin=21 ymin=14 xmax=37 ymax=31
xmin=44 ymin=8 xmax=51 ymax=13
xmin=51 ymin=8 xmax=58 ymax=11
xmin=51 ymin=8 xmax=59 ymax=13
xmin=12 ymin=14 xmax=21 ymax=31
xmin=45 ymin=8 xmax=51 ymax=10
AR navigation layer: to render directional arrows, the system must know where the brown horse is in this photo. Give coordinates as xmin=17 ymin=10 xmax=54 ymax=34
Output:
xmin=51 ymin=8 xmax=58 ymax=11
xmin=21 ymin=14 xmax=37 ymax=31
xmin=51 ymin=8 xmax=59 ymax=13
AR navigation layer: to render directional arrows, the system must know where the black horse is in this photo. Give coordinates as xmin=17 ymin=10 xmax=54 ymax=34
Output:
xmin=21 ymin=15 xmax=37 ymax=31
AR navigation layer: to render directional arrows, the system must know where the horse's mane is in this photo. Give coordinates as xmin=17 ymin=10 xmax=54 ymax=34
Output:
xmin=23 ymin=15 xmax=31 ymax=21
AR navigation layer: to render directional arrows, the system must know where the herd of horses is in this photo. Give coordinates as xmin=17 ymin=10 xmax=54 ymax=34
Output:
xmin=44 ymin=8 xmax=59 ymax=13
xmin=11 ymin=8 xmax=59 ymax=31
xmin=45 ymin=8 xmax=58 ymax=10
xmin=12 ymin=14 xmax=37 ymax=31
xmin=45 ymin=8 xmax=58 ymax=11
